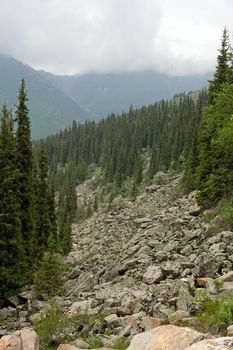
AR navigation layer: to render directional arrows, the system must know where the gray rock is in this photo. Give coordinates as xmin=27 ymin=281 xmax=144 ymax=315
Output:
xmin=68 ymin=267 xmax=81 ymax=279
xmin=198 ymin=254 xmax=223 ymax=278
xmin=134 ymin=218 xmax=152 ymax=224
xmin=176 ymin=279 xmax=194 ymax=312
xmin=143 ymin=266 xmax=164 ymax=284
xmin=71 ymin=338 xmax=89 ymax=348
xmin=161 ymin=261 xmax=180 ymax=278
xmin=218 ymin=271 xmax=233 ymax=283
xmin=104 ymin=314 xmax=122 ymax=329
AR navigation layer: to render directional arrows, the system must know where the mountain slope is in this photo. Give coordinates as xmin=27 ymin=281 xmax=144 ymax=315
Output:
xmin=0 ymin=55 xmax=211 ymax=138
xmin=40 ymin=70 xmax=211 ymax=119
xmin=0 ymin=55 xmax=90 ymax=139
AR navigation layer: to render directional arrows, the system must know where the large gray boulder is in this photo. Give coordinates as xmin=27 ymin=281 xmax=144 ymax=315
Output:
xmin=143 ymin=266 xmax=163 ymax=284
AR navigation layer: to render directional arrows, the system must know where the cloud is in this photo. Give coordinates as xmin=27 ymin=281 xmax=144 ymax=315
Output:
xmin=0 ymin=0 xmax=232 ymax=75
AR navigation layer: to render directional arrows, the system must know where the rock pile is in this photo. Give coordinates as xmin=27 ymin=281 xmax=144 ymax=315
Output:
xmin=0 ymin=175 xmax=233 ymax=338
xmin=62 ymin=175 xmax=232 ymax=329
xmin=58 ymin=325 xmax=233 ymax=350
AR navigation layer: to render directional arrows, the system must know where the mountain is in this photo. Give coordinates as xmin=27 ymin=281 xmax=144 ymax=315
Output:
xmin=0 ymin=55 xmax=90 ymax=139
xmin=40 ymin=70 xmax=212 ymax=119
xmin=0 ymin=54 xmax=212 ymax=139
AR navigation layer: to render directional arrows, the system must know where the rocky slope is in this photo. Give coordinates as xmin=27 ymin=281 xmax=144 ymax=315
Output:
xmin=63 ymin=175 xmax=232 ymax=323
xmin=1 ymin=174 xmax=233 ymax=344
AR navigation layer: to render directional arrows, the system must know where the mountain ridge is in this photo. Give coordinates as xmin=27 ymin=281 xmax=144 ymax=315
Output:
xmin=0 ymin=54 xmax=212 ymax=139
xmin=0 ymin=54 xmax=90 ymax=139
xmin=39 ymin=69 xmax=212 ymax=119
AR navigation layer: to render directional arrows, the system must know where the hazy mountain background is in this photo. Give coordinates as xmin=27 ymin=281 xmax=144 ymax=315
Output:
xmin=40 ymin=70 xmax=211 ymax=119
xmin=0 ymin=54 xmax=211 ymax=139
xmin=0 ymin=55 xmax=89 ymax=139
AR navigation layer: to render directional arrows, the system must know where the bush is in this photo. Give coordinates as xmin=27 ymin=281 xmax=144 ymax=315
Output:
xmin=33 ymin=302 xmax=72 ymax=348
xmin=203 ymin=197 xmax=233 ymax=230
xmin=196 ymin=295 xmax=233 ymax=334
xmin=153 ymin=171 xmax=169 ymax=185
xmin=33 ymin=252 xmax=65 ymax=298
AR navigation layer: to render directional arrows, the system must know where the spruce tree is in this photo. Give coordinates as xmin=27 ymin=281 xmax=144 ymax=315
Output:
xmin=59 ymin=198 xmax=72 ymax=255
xmin=0 ymin=106 xmax=26 ymax=303
xmin=208 ymin=28 xmax=231 ymax=104
xmin=33 ymin=251 xmax=65 ymax=298
xmin=34 ymin=141 xmax=54 ymax=258
xmin=15 ymin=79 xmax=35 ymax=258
xmin=195 ymin=29 xmax=233 ymax=205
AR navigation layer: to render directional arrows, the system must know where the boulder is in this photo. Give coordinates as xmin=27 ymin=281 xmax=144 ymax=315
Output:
xmin=196 ymin=277 xmax=216 ymax=294
xmin=185 ymin=337 xmax=233 ymax=349
xmin=127 ymin=325 xmax=205 ymax=350
xmin=222 ymin=282 xmax=233 ymax=294
xmin=71 ymin=339 xmax=89 ymax=348
xmin=104 ymin=314 xmax=122 ymax=329
xmin=0 ymin=328 xmax=39 ymax=350
xmin=198 ymin=255 xmax=223 ymax=278
xmin=218 ymin=272 xmax=233 ymax=283
xmin=176 ymin=280 xmax=194 ymax=312
xmin=161 ymin=261 xmax=180 ymax=278
xmin=227 ymin=325 xmax=233 ymax=337
xmin=145 ymin=185 xmax=160 ymax=194
xmin=143 ymin=266 xmax=163 ymax=284
xmin=69 ymin=300 xmax=101 ymax=316
xmin=133 ymin=218 xmax=152 ymax=224
xmin=140 ymin=316 xmax=165 ymax=331
xmin=189 ymin=204 xmax=201 ymax=217
xmin=57 ymin=346 xmax=80 ymax=350
xmin=0 ymin=333 xmax=21 ymax=350
xmin=68 ymin=268 xmax=81 ymax=279
xmin=20 ymin=328 xmax=39 ymax=350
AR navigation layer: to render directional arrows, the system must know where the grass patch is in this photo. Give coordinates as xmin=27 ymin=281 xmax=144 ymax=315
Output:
xmin=196 ymin=295 xmax=233 ymax=334
xmin=33 ymin=302 xmax=106 ymax=348
xmin=203 ymin=197 xmax=233 ymax=231
xmin=113 ymin=338 xmax=130 ymax=350
xmin=87 ymin=339 xmax=104 ymax=349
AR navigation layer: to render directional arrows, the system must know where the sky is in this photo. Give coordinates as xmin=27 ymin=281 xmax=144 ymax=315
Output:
xmin=0 ymin=0 xmax=232 ymax=76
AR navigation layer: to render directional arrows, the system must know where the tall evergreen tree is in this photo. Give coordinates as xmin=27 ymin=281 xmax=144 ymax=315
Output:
xmin=0 ymin=106 xmax=25 ymax=303
xmin=34 ymin=141 xmax=54 ymax=258
xmin=208 ymin=28 xmax=232 ymax=104
xmin=15 ymin=79 xmax=35 ymax=258
xmin=195 ymin=29 xmax=233 ymax=205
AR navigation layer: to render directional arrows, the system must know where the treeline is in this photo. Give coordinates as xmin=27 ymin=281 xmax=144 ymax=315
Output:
xmin=44 ymin=28 xmax=233 ymax=217
xmin=44 ymin=91 xmax=207 ymax=202
xmin=0 ymin=80 xmax=71 ymax=304
xmin=184 ymin=28 xmax=233 ymax=206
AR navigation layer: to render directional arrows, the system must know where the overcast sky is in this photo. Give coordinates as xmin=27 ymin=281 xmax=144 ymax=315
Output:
xmin=0 ymin=0 xmax=232 ymax=76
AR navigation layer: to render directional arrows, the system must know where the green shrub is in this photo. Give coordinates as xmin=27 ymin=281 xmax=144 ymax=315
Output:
xmin=113 ymin=338 xmax=130 ymax=350
xmin=87 ymin=339 xmax=104 ymax=349
xmin=203 ymin=197 xmax=233 ymax=230
xmin=214 ymin=279 xmax=224 ymax=294
xmin=33 ymin=302 xmax=72 ymax=347
xmin=196 ymin=295 xmax=233 ymax=334
xmin=153 ymin=171 xmax=169 ymax=185
xmin=33 ymin=252 xmax=65 ymax=298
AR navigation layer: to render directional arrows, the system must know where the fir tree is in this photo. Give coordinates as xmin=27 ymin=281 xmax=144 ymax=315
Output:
xmin=33 ymin=251 xmax=65 ymax=298
xmin=208 ymin=28 xmax=232 ymax=104
xmin=195 ymin=29 xmax=233 ymax=205
xmin=59 ymin=198 xmax=72 ymax=255
xmin=34 ymin=141 xmax=53 ymax=258
xmin=15 ymin=79 xmax=35 ymax=258
xmin=0 ymin=106 xmax=26 ymax=303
